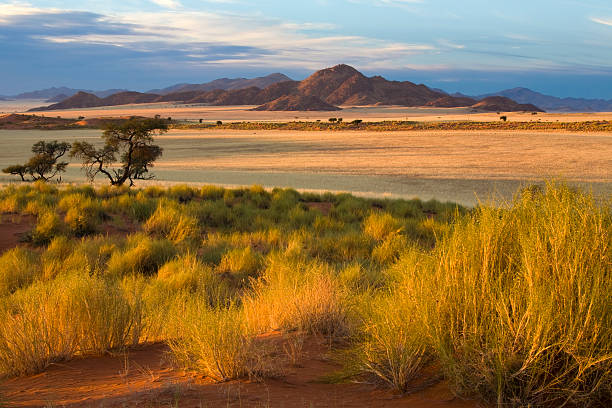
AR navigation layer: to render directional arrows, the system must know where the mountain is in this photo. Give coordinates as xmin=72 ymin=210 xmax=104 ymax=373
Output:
xmin=30 ymin=91 xmax=104 ymax=110
xmin=46 ymin=93 xmax=69 ymax=103
xmin=426 ymin=96 xmax=477 ymax=107
xmin=296 ymin=64 xmax=445 ymax=106
xmin=30 ymin=91 xmax=160 ymax=111
xmin=251 ymin=95 xmax=340 ymax=111
xmin=477 ymin=87 xmax=612 ymax=112
xmin=471 ymin=96 xmax=544 ymax=112
xmin=149 ymin=73 xmax=292 ymax=94
xmin=29 ymin=65 xmax=544 ymax=112
xmin=10 ymin=87 xmax=130 ymax=100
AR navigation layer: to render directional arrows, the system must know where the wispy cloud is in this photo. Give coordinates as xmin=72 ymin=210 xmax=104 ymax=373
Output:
xmin=591 ymin=17 xmax=612 ymax=26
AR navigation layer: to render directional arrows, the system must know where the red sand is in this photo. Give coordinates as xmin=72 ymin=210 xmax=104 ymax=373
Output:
xmin=0 ymin=215 xmax=33 ymax=253
xmin=1 ymin=334 xmax=483 ymax=408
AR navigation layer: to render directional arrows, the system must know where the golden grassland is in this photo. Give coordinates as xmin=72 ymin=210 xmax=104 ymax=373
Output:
xmin=0 ymin=181 xmax=609 ymax=407
xmin=18 ymin=103 xmax=612 ymax=123
xmin=176 ymin=119 xmax=612 ymax=132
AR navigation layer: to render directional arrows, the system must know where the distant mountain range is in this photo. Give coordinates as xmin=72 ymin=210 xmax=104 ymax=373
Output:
xmin=475 ymin=88 xmax=612 ymax=112
xmin=29 ymin=65 xmax=545 ymax=112
xmin=6 ymin=71 xmax=612 ymax=112
xmin=147 ymin=73 xmax=293 ymax=95
xmin=0 ymin=87 xmax=129 ymax=101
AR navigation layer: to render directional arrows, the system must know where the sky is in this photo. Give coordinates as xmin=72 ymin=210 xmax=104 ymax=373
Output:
xmin=1 ymin=0 xmax=612 ymax=98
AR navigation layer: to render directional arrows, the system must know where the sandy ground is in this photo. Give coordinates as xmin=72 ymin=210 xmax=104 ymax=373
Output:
xmin=0 ymin=214 xmax=33 ymax=253
xmin=1 ymin=334 xmax=482 ymax=408
xmin=1 ymin=128 xmax=610 ymax=206
xmin=15 ymin=102 xmax=612 ymax=123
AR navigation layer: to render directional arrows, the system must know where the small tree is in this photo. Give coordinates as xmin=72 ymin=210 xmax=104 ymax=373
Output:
xmin=328 ymin=118 xmax=337 ymax=123
xmin=2 ymin=140 xmax=71 ymax=182
xmin=70 ymin=118 xmax=166 ymax=186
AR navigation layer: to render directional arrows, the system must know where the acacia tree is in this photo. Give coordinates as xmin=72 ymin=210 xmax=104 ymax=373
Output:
xmin=2 ymin=140 xmax=71 ymax=182
xmin=70 ymin=118 xmax=166 ymax=186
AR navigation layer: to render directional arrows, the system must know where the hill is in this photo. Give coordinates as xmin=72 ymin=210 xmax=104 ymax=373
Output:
xmin=471 ymin=96 xmax=545 ymax=112
xmin=426 ymin=96 xmax=477 ymax=108
xmin=251 ymin=95 xmax=340 ymax=111
xmin=478 ymin=87 xmax=612 ymax=112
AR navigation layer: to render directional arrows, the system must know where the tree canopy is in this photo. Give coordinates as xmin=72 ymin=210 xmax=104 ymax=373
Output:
xmin=70 ymin=118 xmax=167 ymax=186
xmin=2 ymin=140 xmax=71 ymax=182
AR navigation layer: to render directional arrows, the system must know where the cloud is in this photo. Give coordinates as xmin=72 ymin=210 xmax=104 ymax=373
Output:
xmin=591 ymin=17 xmax=612 ymax=27
xmin=150 ymin=0 xmax=182 ymax=9
xmin=0 ymin=4 xmax=438 ymax=73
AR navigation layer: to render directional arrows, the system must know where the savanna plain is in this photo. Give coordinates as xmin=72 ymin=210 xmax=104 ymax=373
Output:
xmin=0 ymin=108 xmax=610 ymax=408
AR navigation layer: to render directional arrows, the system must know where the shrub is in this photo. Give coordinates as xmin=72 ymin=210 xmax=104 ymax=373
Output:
xmin=0 ymin=281 xmax=79 ymax=376
xmin=419 ymin=183 xmax=612 ymax=406
xmin=200 ymin=185 xmax=225 ymax=200
xmin=107 ymin=235 xmax=176 ymax=277
xmin=168 ymin=302 xmax=273 ymax=382
xmin=351 ymin=291 xmax=431 ymax=392
xmin=59 ymin=193 xmax=103 ymax=236
xmin=144 ymin=200 xmax=200 ymax=244
xmin=244 ymin=255 xmax=348 ymax=337
xmin=0 ymin=273 xmax=142 ymax=376
xmin=217 ymin=247 xmax=261 ymax=282
xmin=0 ymin=248 xmax=39 ymax=295
xmin=363 ymin=212 xmax=403 ymax=242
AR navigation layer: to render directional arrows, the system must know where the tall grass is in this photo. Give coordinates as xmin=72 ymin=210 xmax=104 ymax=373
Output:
xmin=0 ymin=273 xmax=140 ymax=376
xmin=168 ymin=302 xmax=274 ymax=382
xmin=1 ymin=181 xmax=607 ymax=407
xmin=244 ymin=255 xmax=348 ymax=337
xmin=423 ymin=184 xmax=611 ymax=406
xmin=0 ymin=248 xmax=39 ymax=295
xmin=355 ymin=183 xmax=611 ymax=406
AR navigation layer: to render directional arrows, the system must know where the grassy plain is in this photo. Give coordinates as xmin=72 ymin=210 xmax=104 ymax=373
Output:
xmin=17 ymin=102 xmax=612 ymax=123
xmin=1 ymin=128 xmax=611 ymax=206
xmin=0 ymin=181 xmax=609 ymax=407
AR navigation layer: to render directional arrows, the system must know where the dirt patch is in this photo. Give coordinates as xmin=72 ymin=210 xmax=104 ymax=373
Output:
xmin=305 ymin=201 xmax=333 ymax=216
xmin=101 ymin=214 xmax=140 ymax=237
xmin=0 ymin=335 xmax=482 ymax=408
xmin=0 ymin=214 xmax=34 ymax=253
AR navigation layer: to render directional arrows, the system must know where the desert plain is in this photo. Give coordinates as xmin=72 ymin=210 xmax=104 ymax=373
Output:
xmin=1 ymin=103 xmax=611 ymax=206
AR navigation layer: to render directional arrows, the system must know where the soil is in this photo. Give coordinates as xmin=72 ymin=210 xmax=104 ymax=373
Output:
xmin=0 ymin=334 xmax=482 ymax=408
xmin=304 ymin=202 xmax=333 ymax=216
xmin=0 ymin=214 xmax=34 ymax=253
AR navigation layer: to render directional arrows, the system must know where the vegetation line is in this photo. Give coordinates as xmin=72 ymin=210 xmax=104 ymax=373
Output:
xmin=174 ymin=120 xmax=612 ymax=132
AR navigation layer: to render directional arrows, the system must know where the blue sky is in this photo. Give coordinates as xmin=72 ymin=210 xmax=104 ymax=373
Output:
xmin=1 ymin=0 xmax=612 ymax=97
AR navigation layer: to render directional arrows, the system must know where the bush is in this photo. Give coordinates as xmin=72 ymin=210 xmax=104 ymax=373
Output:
xmin=419 ymin=183 xmax=612 ymax=406
xmin=0 ymin=248 xmax=39 ymax=295
xmin=244 ymin=255 xmax=348 ymax=337
xmin=0 ymin=273 xmax=140 ymax=376
xmin=351 ymin=291 xmax=430 ymax=392
xmin=144 ymin=200 xmax=200 ymax=244
xmin=0 ymin=281 xmax=79 ymax=376
xmin=168 ymin=302 xmax=273 ymax=382
xmin=107 ymin=235 xmax=176 ymax=276
xmin=217 ymin=247 xmax=261 ymax=282
xmin=363 ymin=212 xmax=403 ymax=242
